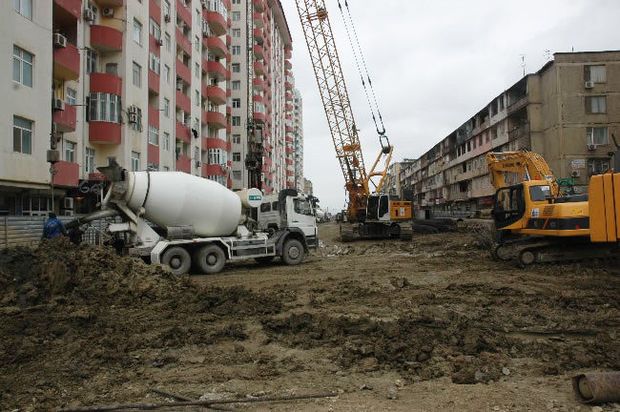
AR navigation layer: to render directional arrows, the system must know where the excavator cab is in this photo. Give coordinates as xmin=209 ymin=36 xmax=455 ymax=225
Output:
xmin=493 ymin=184 xmax=526 ymax=229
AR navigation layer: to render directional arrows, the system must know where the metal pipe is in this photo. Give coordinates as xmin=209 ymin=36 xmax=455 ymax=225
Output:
xmin=572 ymin=372 xmax=620 ymax=404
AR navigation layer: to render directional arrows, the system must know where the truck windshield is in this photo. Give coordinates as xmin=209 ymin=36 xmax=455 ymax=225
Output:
xmin=294 ymin=199 xmax=313 ymax=216
xmin=529 ymin=185 xmax=551 ymax=202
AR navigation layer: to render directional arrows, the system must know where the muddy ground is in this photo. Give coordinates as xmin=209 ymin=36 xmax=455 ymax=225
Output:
xmin=0 ymin=222 xmax=619 ymax=411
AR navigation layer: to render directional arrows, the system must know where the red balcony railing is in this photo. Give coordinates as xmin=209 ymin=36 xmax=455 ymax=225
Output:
xmin=148 ymin=143 xmax=160 ymax=165
xmin=54 ymin=43 xmax=80 ymax=81
xmin=89 ymin=122 xmax=121 ymax=145
xmin=176 ymin=60 xmax=191 ymax=83
xmin=175 ymin=121 xmax=191 ymax=143
xmin=205 ymin=11 xmax=227 ymax=36
xmin=205 ymin=85 xmax=226 ymax=105
xmin=175 ymin=90 xmax=191 ymax=113
xmin=52 ymin=161 xmax=79 ymax=187
xmin=90 ymin=72 xmax=122 ymax=94
xmin=205 ymin=60 xmax=227 ymax=80
xmin=206 ymin=36 xmax=227 ymax=58
xmin=207 ymin=111 xmax=226 ymax=129
xmin=176 ymin=154 xmax=191 ymax=173
xmin=90 ymin=25 xmax=123 ymax=52
xmin=176 ymin=0 xmax=192 ymax=26
xmin=148 ymin=70 xmax=159 ymax=95
xmin=52 ymin=104 xmax=76 ymax=133
xmin=54 ymin=0 xmax=82 ymax=20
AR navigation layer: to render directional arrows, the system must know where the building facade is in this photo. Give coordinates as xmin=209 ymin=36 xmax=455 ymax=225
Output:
xmin=1 ymin=0 xmax=303 ymax=216
xmin=291 ymin=88 xmax=304 ymax=190
xmin=398 ymin=51 xmax=620 ymax=217
xmin=228 ymin=0 xmax=298 ymax=194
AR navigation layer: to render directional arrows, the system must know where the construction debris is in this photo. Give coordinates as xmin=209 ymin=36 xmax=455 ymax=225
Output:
xmin=572 ymin=372 xmax=620 ymax=404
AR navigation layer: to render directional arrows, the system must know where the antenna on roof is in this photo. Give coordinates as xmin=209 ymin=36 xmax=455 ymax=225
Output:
xmin=519 ymin=54 xmax=527 ymax=77
xmin=544 ymin=49 xmax=552 ymax=61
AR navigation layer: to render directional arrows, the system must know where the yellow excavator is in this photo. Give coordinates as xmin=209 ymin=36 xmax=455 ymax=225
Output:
xmin=295 ymin=0 xmax=412 ymax=241
xmin=486 ymin=149 xmax=620 ymax=266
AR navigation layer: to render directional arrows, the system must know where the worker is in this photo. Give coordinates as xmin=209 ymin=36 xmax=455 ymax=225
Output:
xmin=41 ymin=212 xmax=67 ymax=240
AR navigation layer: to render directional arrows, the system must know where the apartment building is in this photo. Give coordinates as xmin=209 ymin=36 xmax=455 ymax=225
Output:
xmin=397 ymin=51 xmax=620 ymax=217
xmin=291 ymin=88 xmax=304 ymax=190
xmin=229 ymin=0 xmax=297 ymax=194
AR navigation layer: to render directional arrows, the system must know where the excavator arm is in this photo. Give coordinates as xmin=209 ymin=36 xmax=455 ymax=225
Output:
xmin=486 ymin=150 xmax=559 ymax=197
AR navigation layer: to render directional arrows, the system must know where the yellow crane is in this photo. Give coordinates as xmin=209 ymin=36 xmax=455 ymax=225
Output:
xmin=295 ymin=0 xmax=412 ymax=241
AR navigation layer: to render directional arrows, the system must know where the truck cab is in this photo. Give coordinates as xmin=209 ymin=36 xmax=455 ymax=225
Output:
xmin=258 ymin=189 xmax=318 ymax=248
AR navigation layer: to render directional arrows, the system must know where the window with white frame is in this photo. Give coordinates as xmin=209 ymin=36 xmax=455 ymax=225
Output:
xmin=163 ymin=97 xmax=170 ymax=117
xmin=133 ymin=19 xmax=143 ymax=45
xmin=148 ymin=53 xmax=160 ymax=74
xmin=132 ymin=61 xmax=142 ymax=87
xmin=163 ymin=64 xmax=170 ymax=83
xmin=232 ymin=63 xmax=240 ymax=73
xmin=148 ymin=125 xmax=159 ymax=145
xmin=66 ymin=88 xmax=77 ymax=105
xmin=89 ymin=93 xmax=121 ymax=123
xmin=208 ymin=148 xmax=226 ymax=165
xmin=232 ymin=152 xmax=241 ymax=162
xmin=232 ymin=170 xmax=241 ymax=180
xmin=232 ymin=28 xmax=241 ymax=38
xmin=85 ymin=147 xmax=95 ymax=173
xmin=86 ymin=48 xmax=97 ymax=73
xmin=588 ymin=158 xmax=610 ymax=175
xmin=149 ymin=18 xmax=161 ymax=40
xmin=232 ymin=11 xmax=240 ymax=21
xmin=14 ymin=0 xmax=32 ymax=19
xmin=131 ymin=152 xmax=141 ymax=171
xmin=585 ymin=65 xmax=606 ymax=83
xmin=587 ymin=127 xmax=609 ymax=146
xmin=64 ymin=141 xmax=76 ymax=162
xmin=13 ymin=116 xmax=33 ymax=154
xmin=586 ymin=96 xmax=606 ymax=114
xmin=232 ymin=80 xmax=241 ymax=90
xmin=232 ymin=116 xmax=241 ymax=126
xmin=232 ymin=134 xmax=241 ymax=144
xmin=231 ymin=45 xmax=241 ymax=55
xmin=13 ymin=45 xmax=33 ymax=87
xmin=232 ymin=98 xmax=240 ymax=108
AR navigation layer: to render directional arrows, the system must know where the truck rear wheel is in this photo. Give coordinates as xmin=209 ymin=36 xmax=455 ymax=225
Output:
xmin=194 ymin=244 xmax=226 ymax=274
xmin=282 ymin=239 xmax=305 ymax=265
xmin=162 ymin=246 xmax=191 ymax=276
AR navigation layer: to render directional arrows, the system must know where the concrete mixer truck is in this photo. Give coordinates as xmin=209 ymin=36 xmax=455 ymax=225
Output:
xmin=69 ymin=160 xmax=318 ymax=275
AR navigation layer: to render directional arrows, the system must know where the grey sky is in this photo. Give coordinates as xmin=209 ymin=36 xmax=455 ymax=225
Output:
xmin=281 ymin=0 xmax=620 ymax=212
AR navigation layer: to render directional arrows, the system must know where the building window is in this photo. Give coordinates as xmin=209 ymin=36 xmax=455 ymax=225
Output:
xmin=232 ymin=152 xmax=241 ymax=162
xmin=163 ymin=0 xmax=171 ymax=18
xmin=585 ymin=65 xmax=606 ymax=83
xmin=66 ymin=88 xmax=77 ymax=105
xmin=14 ymin=0 xmax=32 ymax=19
xmin=587 ymin=127 xmax=609 ymax=146
xmin=586 ymin=96 xmax=606 ymax=114
xmin=208 ymin=148 xmax=222 ymax=165
xmin=233 ymin=170 xmax=241 ymax=180
xmin=588 ymin=158 xmax=610 ymax=176
xmin=149 ymin=53 xmax=160 ymax=74
xmin=131 ymin=152 xmax=141 ymax=171
xmin=195 ymin=62 xmax=200 ymax=78
xmin=232 ymin=45 xmax=241 ymax=55
xmin=148 ymin=125 xmax=159 ymax=145
xmin=232 ymin=28 xmax=241 ymax=38
xmin=13 ymin=116 xmax=32 ymax=154
xmin=195 ymin=35 xmax=200 ymax=51
xmin=232 ymin=63 xmax=240 ymax=73
xmin=86 ymin=48 xmax=98 ymax=73
xmin=132 ymin=61 xmax=142 ymax=87
xmin=64 ymin=141 xmax=76 ymax=162
xmin=163 ymin=97 xmax=170 ymax=117
xmin=163 ymin=132 xmax=170 ymax=151
xmin=89 ymin=93 xmax=121 ymax=123
xmin=149 ymin=18 xmax=161 ymax=40
xmin=164 ymin=32 xmax=171 ymax=51
xmin=232 ymin=98 xmax=241 ymax=108
xmin=163 ymin=64 xmax=171 ymax=83
xmin=232 ymin=11 xmax=240 ymax=21
xmin=232 ymin=80 xmax=241 ymax=90
xmin=232 ymin=134 xmax=241 ymax=144
xmin=13 ymin=45 xmax=33 ymax=87
xmin=232 ymin=116 xmax=241 ymax=126
xmin=85 ymin=147 xmax=95 ymax=173
xmin=133 ymin=19 xmax=143 ymax=45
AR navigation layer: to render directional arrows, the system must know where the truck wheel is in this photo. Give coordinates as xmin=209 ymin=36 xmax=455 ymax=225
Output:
xmin=162 ymin=246 xmax=191 ymax=276
xmin=195 ymin=244 xmax=226 ymax=274
xmin=282 ymin=239 xmax=305 ymax=265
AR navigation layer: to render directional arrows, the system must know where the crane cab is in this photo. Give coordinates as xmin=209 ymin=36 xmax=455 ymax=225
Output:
xmin=365 ymin=194 xmax=412 ymax=222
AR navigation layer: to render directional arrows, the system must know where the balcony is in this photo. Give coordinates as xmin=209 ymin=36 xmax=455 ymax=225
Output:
xmin=148 ymin=70 xmax=159 ymax=94
xmin=253 ymin=111 xmax=265 ymax=124
xmin=90 ymin=25 xmax=123 ymax=52
xmin=204 ymin=137 xmax=227 ymax=150
xmin=204 ymin=164 xmax=226 ymax=176
xmin=205 ymin=11 xmax=227 ymax=36
xmin=176 ymin=0 xmax=192 ymax=25
xmin=54 ymin=43 xmax=80 ymax=81
xmin=176 ymin=60 xmax=191 ymax=83
xmin=176 ymin=121 xmax=191 ymax=143
xmin=285 ymin=60 xmax=292 ymax=70
xmin=253 ymin=0 xmax=265 ymax=12
xmin=149 ymin=0 xmax=161 ymax=20
xmin=207 ymin=111 xmax=226 ymax=129
xmin=148 ymin=143 xmax=160 ymax=165
xmin=253 ymin=28 xmax=264 ymax=44
xmin=285 ymin=81 xmax=293 ymax=90
xmin=53 ymin=0 xmax=82 ymax=21
xmin=148 ymin=105 xmax=160 ymax=128
xmin=253 ymin=78 xmax=265 ymax=91
xmin=176 ymin=154 xmax=191 ymax=173
xmin=90 ymin=72 xmax=122 ymax=94
xmin=176 ymin=90 xmax=191 ymax=112
xmin=253 ymin=12 xmax=263 ymax=28
xmin=285 ymin=48 xmax=292 ymax=60
xmin=205 ymin=85 xmax=226 ymax=105
xmin=206 ymin=36 xmax=227 ymax=58
xmin=89 ymin=121 xmax=121 ymax=145
xmin=253 ymin=45 xmax=264 ymax=60
xmin=254 ymin=61 xmax=265 ymax=76
xmin=53 ymin=104 xmax=76 ymax=133
xmin=205 ymin=60 xmax=227 ymax=80
xmin=176 ymin=28 xmax=192 ymax=54
xmin=52 ymin=161 xmax=79 ymax=187
xmin=285 ymin=91 xmax=293 ymax=101
xmin=507 ymin=96 xmax=529 ymax=115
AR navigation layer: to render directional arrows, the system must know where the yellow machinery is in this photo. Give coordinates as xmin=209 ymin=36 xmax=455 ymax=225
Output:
xmin=295 ymin=0 xmax=412 ymax=241
xmin=486 ymin=150 xmax=620 ymax=266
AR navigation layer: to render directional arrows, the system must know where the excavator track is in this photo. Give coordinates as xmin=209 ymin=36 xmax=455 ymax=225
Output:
xmin=398 ymin=222 xmax=413 ymax=241
xmin=493 ymin=239 xmax=620 ymax=268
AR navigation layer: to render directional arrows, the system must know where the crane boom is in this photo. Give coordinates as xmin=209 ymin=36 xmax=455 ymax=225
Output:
xmin=295 ymin=0 xmax=368 ymax=221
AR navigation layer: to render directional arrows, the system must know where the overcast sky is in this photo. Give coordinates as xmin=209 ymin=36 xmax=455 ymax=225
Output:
xmin=280 ymin=0 xmax=620 ymax=213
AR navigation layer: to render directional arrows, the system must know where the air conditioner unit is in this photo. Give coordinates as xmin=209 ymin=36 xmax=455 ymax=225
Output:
xmin=84 ymin=9 xmax=96 ymax=22
xmin=102 ymin=7 xmax=114 ymax=17
xmin=62 ymin=210 xmax=75 ymax=217
xmin=52 ymin=98 xmax=65 ymax=111
xmin=587 ymin=144 xmax=597 ymax=151
xmin=53 ymin=33 xmax=67 ymax=48
xmin=164 ymin=13 xmax=171 ymax=23
xmin=63 ymin=197 xmax=74 ymax=210
xmin=585 ymin=80 xmax=595 ymax=89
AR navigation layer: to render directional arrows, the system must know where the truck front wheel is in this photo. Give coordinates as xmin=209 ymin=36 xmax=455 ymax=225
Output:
xmin=162 ymin=246 xmax=191 ymax=275
xmin=282 ymin=239 xmax=305 ymax=265
xmin=195 ymin=244 xmax=226 ymax=274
